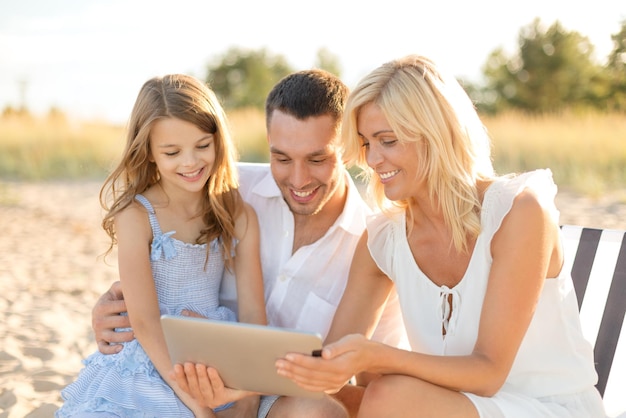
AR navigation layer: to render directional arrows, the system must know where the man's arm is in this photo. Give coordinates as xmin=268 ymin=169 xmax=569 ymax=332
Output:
xmin=92 ymin=281 xmax=134 ymax=354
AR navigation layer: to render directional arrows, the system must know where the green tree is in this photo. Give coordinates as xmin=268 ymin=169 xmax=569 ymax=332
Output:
xmin=314 ymin=47 xmax=342 ymax=78
xmin=482 ymin=19 xmax=603 ymax=113
xmin=605 ymin=19 xmax=626 ymax=111
xmin=206 ymin=47 xmax=294 ymax=110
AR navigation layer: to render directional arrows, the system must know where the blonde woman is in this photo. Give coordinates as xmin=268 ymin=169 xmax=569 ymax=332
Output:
xmin=276 ymin=55 xmax=604 ymax=417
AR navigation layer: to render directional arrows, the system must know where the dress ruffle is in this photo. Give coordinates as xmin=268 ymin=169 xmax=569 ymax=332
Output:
xmin=58 ymin=340 xmax=193 ymax=417
xmin=481 ymin=169 xmax=559 ymax=238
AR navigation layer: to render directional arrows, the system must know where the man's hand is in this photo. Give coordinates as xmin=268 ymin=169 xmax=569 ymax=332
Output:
xmin=172 ymin=363 xmax=257 ymax=409
xmin=92 ymin=281 xmax=133 ymax=354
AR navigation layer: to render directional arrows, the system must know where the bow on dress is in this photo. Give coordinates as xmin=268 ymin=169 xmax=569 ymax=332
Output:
xmin=151 ymin=230 xmax=177 ymax=261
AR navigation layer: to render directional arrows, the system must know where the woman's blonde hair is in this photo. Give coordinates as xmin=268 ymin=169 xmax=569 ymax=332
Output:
xmin=100 ymin=74 xmax=242 ymax=264
xmin=343 ymin=55 xmax=495 ymax=253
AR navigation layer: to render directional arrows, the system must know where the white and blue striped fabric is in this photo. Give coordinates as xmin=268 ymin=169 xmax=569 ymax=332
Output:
xmin=561 ymin=225 xmax=626 ymax=418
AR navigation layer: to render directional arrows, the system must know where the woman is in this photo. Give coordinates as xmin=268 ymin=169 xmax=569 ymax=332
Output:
xmin=276 ymin=55 xmax=605 ymax=417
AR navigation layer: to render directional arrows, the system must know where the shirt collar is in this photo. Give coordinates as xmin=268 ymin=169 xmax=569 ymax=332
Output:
xmin=334 ymin=172 xmax=372 ymax=236
xmin=250 ymin=167 xmax=282 ymax=198
xmin=251 ymin=168 xmax=371 ymax=237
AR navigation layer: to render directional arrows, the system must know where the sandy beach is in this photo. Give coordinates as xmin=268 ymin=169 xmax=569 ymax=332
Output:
xmin=1 ymin=180 xmax=625 ymax=417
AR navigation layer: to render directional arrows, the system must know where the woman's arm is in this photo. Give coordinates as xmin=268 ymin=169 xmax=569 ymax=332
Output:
xmin=326 ymin=231 xmax=395 ymax=344
xmin=276 ymin=231 xmax=395 ymax=392
xmin=278 ymin=189 xmax=559 ymax=397
xmin=115 ymin=204 xmax=212 ymax=417
xmin=466 ymin=187 xmax=560 ymax=395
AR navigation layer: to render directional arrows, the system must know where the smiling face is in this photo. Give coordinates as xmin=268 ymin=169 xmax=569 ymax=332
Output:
xmin=149 ymin=117 xmax=215 ymax=195
xmin=357 ymin=102 xmax=423 ymax=202
xmin=268 ymin=110 xmax=346 ymax=217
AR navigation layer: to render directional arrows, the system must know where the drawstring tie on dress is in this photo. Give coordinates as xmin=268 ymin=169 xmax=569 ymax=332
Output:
xmin=438 ymin=285 xmax=460 ymax=336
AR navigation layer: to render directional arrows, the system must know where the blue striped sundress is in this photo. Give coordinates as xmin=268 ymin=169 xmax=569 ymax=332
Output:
xmin=56 ymin=194 xmax=236 ymax=417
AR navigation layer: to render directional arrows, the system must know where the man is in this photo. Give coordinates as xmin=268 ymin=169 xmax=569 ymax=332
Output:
xmin=91 ymin=69 xmax=407 ymax=417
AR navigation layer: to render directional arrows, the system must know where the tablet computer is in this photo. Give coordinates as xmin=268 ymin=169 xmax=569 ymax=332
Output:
xmin=160 ymin=314 xmax=324 ymax=399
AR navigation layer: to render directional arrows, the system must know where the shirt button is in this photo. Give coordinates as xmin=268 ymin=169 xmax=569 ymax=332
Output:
xmin=283 ymin=230 xmax=289 ymax=237
xmin=278 ymin=274 xmax=287 ymax=282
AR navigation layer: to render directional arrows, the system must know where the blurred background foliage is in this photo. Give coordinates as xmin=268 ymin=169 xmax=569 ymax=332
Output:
xmin=204 ymin=18 xmax=626 ymax=115
xmin=1 ymin=18 xmax=625 ymax=196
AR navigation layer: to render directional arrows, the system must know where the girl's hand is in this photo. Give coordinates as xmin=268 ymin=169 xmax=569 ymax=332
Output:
xmin=181 ymin=309 xmax=205 ymax=319
xmin=275 ymin=334 xmax=370 ymax=394
xmin=173 ymin=363 xmax=256 ymax=409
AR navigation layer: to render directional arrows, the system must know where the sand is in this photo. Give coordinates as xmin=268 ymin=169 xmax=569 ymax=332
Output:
xmin=1 ymin=180 xmax=625 ymax=417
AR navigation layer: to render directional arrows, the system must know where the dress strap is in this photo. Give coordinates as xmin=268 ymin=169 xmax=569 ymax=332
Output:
xmin=135 ymin=194 xmax=177 ymax=261
xmin=135 ymin=194 xmax=163 ymax=237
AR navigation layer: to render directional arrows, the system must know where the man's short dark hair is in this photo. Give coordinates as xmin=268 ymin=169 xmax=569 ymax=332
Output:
xmin=265 ymin=69 xmax=348 ymax=130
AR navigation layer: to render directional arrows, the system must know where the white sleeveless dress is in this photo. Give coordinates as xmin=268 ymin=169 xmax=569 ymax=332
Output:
xmin=366 ymin=169 xmax=605 ymax=417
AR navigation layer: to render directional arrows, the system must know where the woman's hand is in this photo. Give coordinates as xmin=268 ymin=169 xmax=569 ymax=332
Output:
xmin=275 ymin=334 xmax=372 ymax=394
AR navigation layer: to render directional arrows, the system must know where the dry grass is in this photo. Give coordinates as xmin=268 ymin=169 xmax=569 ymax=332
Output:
xmin=0 ymin=114 xmax=124 ymax=180
xmin=227 ymin=107 xmax=269 ymax=162
xmin=1 ymin=109 xmax=625 ymax=195
xmin=483 ymin=110 xmax=626 ymax=196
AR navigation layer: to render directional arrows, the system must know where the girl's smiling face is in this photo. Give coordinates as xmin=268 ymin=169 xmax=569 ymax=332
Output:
xmin=149 ymin=117 xmax=215 ymax=194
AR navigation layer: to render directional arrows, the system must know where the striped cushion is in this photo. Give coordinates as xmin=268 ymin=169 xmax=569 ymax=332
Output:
xmin=561 ymin=225 xmax=626 ymax=417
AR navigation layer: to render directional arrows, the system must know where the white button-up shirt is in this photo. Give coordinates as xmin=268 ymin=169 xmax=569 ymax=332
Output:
xmin=220 ymin=163 xmax=407 ymax=347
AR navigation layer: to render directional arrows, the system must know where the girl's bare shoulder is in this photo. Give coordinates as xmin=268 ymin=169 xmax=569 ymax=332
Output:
xmin=234 ymin=201 xmax=259 ymax=239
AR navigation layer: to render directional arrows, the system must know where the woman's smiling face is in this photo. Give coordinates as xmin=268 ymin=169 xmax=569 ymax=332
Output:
xmin=357 ymin=102 xmax=423 ymax=202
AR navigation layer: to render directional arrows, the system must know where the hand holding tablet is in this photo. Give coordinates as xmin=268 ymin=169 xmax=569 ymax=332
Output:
xmin=161 ymin=315 xmax=324 ymax=398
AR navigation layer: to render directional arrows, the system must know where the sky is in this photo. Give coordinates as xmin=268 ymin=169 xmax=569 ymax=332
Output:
xmin=1 ymin=0 xmax=625 ymax=124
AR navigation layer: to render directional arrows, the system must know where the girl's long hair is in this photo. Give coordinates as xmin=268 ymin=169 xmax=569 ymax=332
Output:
xmin=343 ymin=55 xmax=495 ymax=253
xmin=100 ymin=74 xmax=242 ymax=264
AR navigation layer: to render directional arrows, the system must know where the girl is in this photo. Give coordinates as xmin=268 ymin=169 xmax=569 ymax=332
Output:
xmin=276 ymin=55 xmax=605 ymax=417
xmin=57 ymin=74 xmax=266 ymax=417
